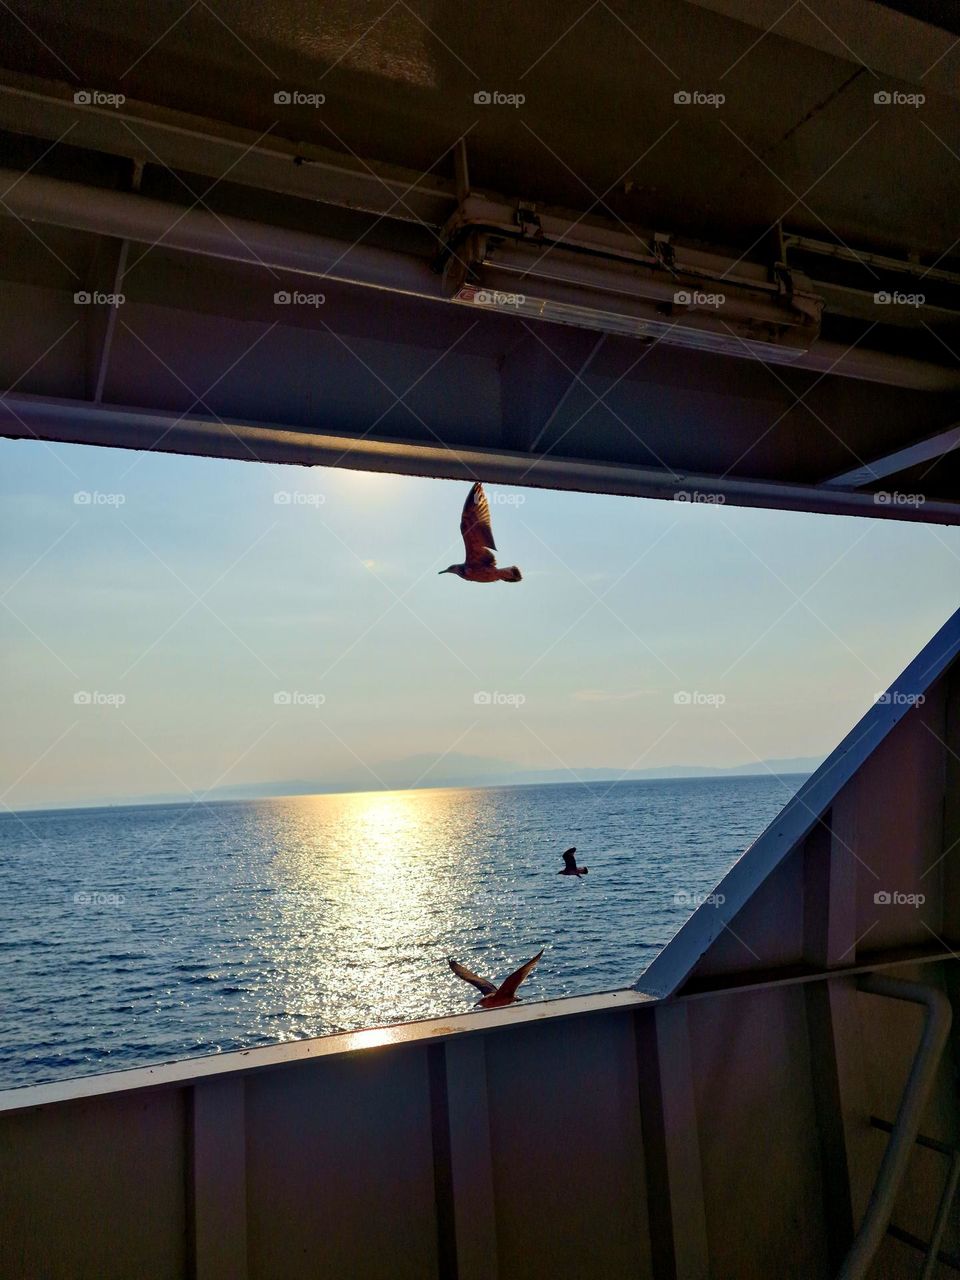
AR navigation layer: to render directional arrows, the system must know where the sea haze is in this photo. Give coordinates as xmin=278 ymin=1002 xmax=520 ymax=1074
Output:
xmin=0 ymin=772 xmax=806 ymax=1090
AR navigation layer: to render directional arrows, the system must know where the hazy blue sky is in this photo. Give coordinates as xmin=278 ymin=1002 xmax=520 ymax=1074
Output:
xmin=2 ymin=436 xmax=959 ymax=810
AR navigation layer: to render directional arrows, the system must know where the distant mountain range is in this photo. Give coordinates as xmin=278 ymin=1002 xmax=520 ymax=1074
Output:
xmin=17 ymin=753 xmax=824 ymax=812
xmin=203 ymin=753 xmax=822 ymax=802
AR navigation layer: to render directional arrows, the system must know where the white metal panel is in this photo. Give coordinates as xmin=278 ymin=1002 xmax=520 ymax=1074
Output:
xmin=484 ymin=1011 xmax=652 ymax=1280
xmin=0 ymin=958 xmax=955 ymax=1279
xmin=191 ymin=1077 xmax=247 ymax=1280
xmin=442 ymin=1036 xmax=499 ymax=1280
xmin=244 ymin=1048 xmax=440 ymax=1280
xmin=0 ymin=1089 xmax=186 ymax=1279
xmin=687 ymin=985 xmax=831 ymax=1280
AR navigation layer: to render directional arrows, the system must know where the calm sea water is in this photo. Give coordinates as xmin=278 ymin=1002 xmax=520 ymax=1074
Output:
xmin=0 ymin=774 xmax=805 ymax=1090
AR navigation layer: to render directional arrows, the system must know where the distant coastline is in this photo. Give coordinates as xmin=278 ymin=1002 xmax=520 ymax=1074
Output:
xmin=4 ymin=757 xmax=821 ymax=816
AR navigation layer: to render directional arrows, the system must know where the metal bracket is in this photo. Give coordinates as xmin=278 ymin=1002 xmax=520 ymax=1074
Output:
xmin=772 ymin=261 xmax=795 ymax=297
xmin=440 ymin=228 xmax=486 ymax=295
xmin=653 ymin=232 xmax=675 ymax=272
xmin=515 ymin=202 xmax=541 ymax=238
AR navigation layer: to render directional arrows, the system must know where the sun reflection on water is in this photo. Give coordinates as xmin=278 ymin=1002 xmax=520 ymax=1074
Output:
xmin=253 ymin=788 xmax=485 ymax=1040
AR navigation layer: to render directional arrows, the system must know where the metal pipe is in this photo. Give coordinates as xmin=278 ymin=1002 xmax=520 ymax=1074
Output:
xmin=8 ymin=391 xmax=960 ymax=526
xmin=0 ymin=167 xmax=442 ymax=301
xmin=2 ymin=168 xmax=960 ymax=391
xmin=870 ymin=1116 xmax=960 ymax=1280
xmin=785 ymin=233 xmax=960 ymax=288
xmin=886 ymin=1224 xmax=960 ymax=1274
xmin=836 ymin=975 xmax=953 ymax=1280
xmin=920 ymin=1153 xmax=960 ymax=1280
xmin=869 ymin=1114 xmax=959 ymax=1158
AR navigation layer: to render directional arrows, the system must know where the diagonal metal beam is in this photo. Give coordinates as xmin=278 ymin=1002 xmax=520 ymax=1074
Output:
xmin=82 ymin=236 xmax=130 ymax=404
xmin=825 ymin=422 xmax=960 ymax=487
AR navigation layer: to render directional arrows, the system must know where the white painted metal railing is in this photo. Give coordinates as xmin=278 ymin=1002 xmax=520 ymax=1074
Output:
xmin=836 ymin=975 xmax=953 ymax=1280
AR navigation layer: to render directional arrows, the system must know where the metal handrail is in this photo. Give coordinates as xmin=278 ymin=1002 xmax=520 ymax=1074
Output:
xmin=869 ymin=1117 xmax=960 ymax=1278
xmin=836 ymin=974 xmax=953 ymax=1280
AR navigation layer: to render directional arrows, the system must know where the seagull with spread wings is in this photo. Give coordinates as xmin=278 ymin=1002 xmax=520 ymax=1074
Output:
xmin=558 ymin=847 xmax=588 ymax=878
xmin=439 ymin=482 xmax=522 ymax=583
xmin=447 ymin=948 xmax=543 ymax=1008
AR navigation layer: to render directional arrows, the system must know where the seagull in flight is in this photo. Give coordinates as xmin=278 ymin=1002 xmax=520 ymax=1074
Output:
xmin=439 ymin=482 xmax=522 ymax=583
xmin=447 ymin=948 xmax=543 ymax=1008
xmin=558 ymin=847 xmax=588 ymax=878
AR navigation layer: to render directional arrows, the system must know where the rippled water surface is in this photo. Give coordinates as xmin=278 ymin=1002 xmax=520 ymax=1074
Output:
xmin=0 ymin=774 xmax=805 ymax=1089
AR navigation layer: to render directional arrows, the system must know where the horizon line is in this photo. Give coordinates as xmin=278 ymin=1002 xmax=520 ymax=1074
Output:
xmin=1 ymin=764 xmax=818 ymax=818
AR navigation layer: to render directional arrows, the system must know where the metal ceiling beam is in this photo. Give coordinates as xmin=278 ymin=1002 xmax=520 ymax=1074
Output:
xmin=4 ymin=166 xmax=960 ymax=392
xmin=682 ymin=0 xmax=960 ymax=100
xmin=5 ymin=392 xmax=960 ymax=524
xmin=825 ymin=422 xmax=960 ymax=486
xmin=2 ymin=78 xmax=958 ymax=345
xmin=0 ymin=78 xmax=455 ymax=227
xmin=0 ymin=165 xmax=442 ymax=298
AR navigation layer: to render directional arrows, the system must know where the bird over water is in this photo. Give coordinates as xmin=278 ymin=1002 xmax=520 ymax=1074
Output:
xmin=448 ymin=949 xmax=543 ymax=1008
xmin=558 ymin=847 xmax=588 ymax=877
xmin=439 ymin=482 xmax=522 ymax=583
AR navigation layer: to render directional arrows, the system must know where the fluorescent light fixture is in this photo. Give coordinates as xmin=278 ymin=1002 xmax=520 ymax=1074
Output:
xmin=453 ymin=285 xmax=810 ymax=365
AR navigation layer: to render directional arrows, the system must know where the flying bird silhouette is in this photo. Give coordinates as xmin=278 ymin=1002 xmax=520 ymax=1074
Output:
xmin=558 ymin=847 xmax=588 ymax=877
xmin=447 ymin=949 xmax=543 ymax=1008
xmin=439 ymin=482 xmax=522 ymax=583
